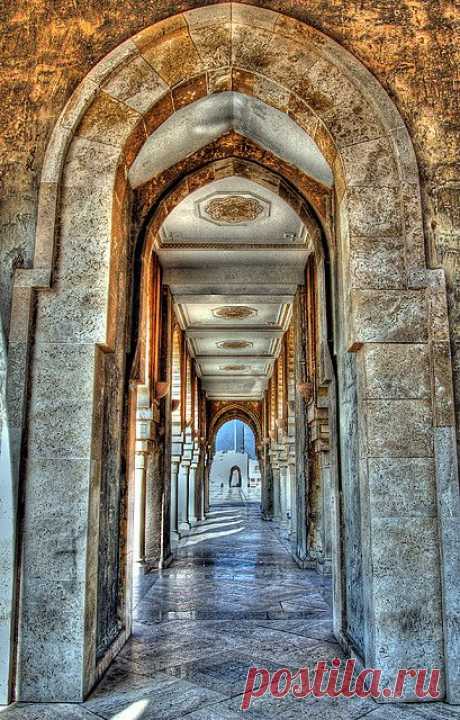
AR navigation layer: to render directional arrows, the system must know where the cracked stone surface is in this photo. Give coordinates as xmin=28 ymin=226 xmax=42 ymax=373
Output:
xmin=3 ymin=491 xmax=460 ymax=719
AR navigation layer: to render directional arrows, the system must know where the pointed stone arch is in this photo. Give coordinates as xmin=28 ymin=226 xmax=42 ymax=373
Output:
xmin=3 ymin=2 xmax=459 ymax=705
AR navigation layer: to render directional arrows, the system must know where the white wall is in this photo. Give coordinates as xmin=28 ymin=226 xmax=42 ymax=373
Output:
xmin=210 ymin=450 xmax=262 ymax=492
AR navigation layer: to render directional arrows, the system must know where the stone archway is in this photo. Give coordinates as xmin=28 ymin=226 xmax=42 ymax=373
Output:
xmin=228 ymin=466 xmax=242 ymax=488
xmin=4 ymin=3 xmax=460 ymax=704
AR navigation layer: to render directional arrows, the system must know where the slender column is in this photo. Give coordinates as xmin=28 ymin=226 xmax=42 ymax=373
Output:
xmin=195 ymin=445 xmax=206 ymax=522
xmin=261 ymin=441 xmax=273 ymax=520
xmin=170 ymin=457 xmax=181 ymax=543
xmin=188 ymin=462 xmax=198 ymax=526
xmin=178 ymin=461 xmax=191 ymax=534
xmin=134 ymin=453 xmax=146 ymax=561
xmin=279 ymin=463 xmax=289 ymax=525
xmin=143 ymin=440 xmax=163 ymax=568
xmin=271 ymin=463 xmax=281 ymax=520
xmin=199 ymin=459 xmax=206 ymax=521
xmin=204 ymin=448 xmax=211 ymax=514
xmin=319 ymin=461 xmax=333 ymax=575
xmin=288 ymin=459 xmax=297 ymax=539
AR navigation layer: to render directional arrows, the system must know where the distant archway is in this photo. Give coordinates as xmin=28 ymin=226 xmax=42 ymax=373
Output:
xmin=229 ymin=466 xmax=242 ymax=488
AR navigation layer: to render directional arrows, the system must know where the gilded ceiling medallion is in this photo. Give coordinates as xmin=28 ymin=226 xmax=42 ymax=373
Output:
xmin=205 ymin=195 xmax=264 ymax=224
xmin=220 ymin=365 xmax=249 ymax=373
xmin=216 ymin=340 xmax=253 ymax=350
xmin=212 ymin=305 xmax=257 ymax=320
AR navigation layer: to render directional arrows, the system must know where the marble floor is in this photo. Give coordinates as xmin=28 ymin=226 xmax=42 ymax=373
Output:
xmin=2 ymin=491 xmax=460 ymax=719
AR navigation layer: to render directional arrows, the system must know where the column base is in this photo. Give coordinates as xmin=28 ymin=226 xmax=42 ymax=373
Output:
xmin=292 ymin=552 xmax=317 ymax=569
xmin=161 ymin=553 xmax=174 ymax=569
xmin=141 ymin=557 xmax=162 ymax=573
xmin=315 ymin=558 xmax=333 ymax=576
xmin=261 ymin=512 xmax=273 ymax=521
xmin=178 ymin=522 xmax=191 ymax=536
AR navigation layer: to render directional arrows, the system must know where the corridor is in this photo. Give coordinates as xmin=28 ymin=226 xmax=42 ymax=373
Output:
xmin=3 ymin=495 xmax=459 ymax=720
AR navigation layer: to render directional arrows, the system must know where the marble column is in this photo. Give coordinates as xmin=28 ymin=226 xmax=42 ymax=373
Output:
xmin=319 ymin=461 xmax=333 ymax=575
xmin=170 ymin=457 xmax=181 ymax=544
xmin=288 ymin=460 xmax=297 ymax=539
xmin=199 ymin=462 xmax=206 ymax=521
xmin=279 ymin=463 xmax=290 ymax=526
xmin=178 ymin=461 xmax=191 ymax=534
xmin=196 ymin=449 xmax=206 ymax=522
xmin=188 ymin=462 xmax=198 ymax=526
xmin=143 ymin=441 xmax=163 ymax=569
xmin=204 ymin=455 xmax=210 ymax=515
xmin=261 ymin=444 xmax=273 ymax=520
xmin=271 ymin=464 xmax=281 ymax=520
xmin=134 ymin=453 xmax=146 ymax=562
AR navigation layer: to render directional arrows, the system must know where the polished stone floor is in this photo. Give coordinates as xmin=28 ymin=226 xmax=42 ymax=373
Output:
xmin=2 ymin=490 xmax=460 ymax=719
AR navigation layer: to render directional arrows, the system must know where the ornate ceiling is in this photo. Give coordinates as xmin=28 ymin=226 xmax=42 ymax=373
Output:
xmin=159 ymin=176 xmax=306 ymax=247
xmin=157 ymin=176 xmax=310 ymax=400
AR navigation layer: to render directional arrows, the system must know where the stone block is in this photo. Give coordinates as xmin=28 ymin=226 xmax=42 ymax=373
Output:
xmin=6 ymin=342 xmax=28 ymax=427
xmin=0 ymin=618 xmax=13 ymax=705
xmin=433 ymin=427 xmax=460 ymax=702
xmin=34 ymin=182 xmax=59 ymax=269
xmin=41 ymin=125 xmax=73 ymax=184
xmin=56 ymin=184 xmax=113 ymax=288
xmin=322 ymin=92 xmax=383 ymax=148
xmin=372 ymin=571 xmax=443 ymax=643
xmin=63 ymin=136 xmax=120 ymax=189
xmin=207 ymin=67 xmax=232 ymax=94
xmin=76 ymin=91 xmax=141 ymax=147
xmin=340 ymin=136 xmax=399 ymax=187
xmin=13 ymin=268 xmax=51 ymax=289
xmin=346 ymin=187 xmax=402 ymax=236
xmin=301 ymin=58 xmax=355 ymax=115
xmin=350 ymin=235 xmax=406 ymax=289
xmin=21 ymin=458 xmax=91 ymax=582
xmin=35 ymin=287 xmax=108 ymax=343
xmin=103 ymin=55 xmax=168 ymax=114
xmin=231 ymin=3 xmax=278 ymax=31
xmin=366 ymin=399 xmax=433 ymax=457
xmin=362 ymin=343 xmax=430 ymax=399
xmin=350 ymin=290 xmax=428 ymax=344
xmin=372 ymin=634 xmax=445 ymax=701
xmin=371 ymin=517 xmax=441 ymax=580
xmin=429 ymin=288 xmax=450 ymax=342
xmin=253 ymin=76 xmax=291 ymax=113
xmin=233 ymin=26 xmax=320 ymax=93
xmin=402 ymin=182 xmax=426 ymax=273
xmin=86 ymin=39 xmax=138 ymax=87
xmin=188 ymin=22 xmax=231 ymax=70
xmin=432 ymin=342 xmax=455 ymax=427
xmin=368 ymin=458 xmax=436 ymax=517
xmin=139 ymin=28 xmax=204 ymax=88
xmin=287 ymin=94 xmax=319 ymax=138
xmin=28 ymin=343 xmax=96 ymax=459
xmin=8 ymin=286 xmax=33 ymax=343
xmin=185 ymin=4 xmax=231 ymax=28
xmin=314 ymin=122 xmax=338 ymax=170
xmin=388 ymin=126 xmax=420 ymax=184
xmin=17 ymin=578 xmax=86 ymax=701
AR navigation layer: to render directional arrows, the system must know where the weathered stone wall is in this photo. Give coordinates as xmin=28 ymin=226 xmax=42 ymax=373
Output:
xmin=1 ymin=0 xmax=458 ymax=446
xmin=0 ymin=0 xmax=458 ymax=705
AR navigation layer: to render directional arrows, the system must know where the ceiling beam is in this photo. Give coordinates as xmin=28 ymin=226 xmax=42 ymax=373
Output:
xmin=185 ymin=326 xmax=284 ymax=337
